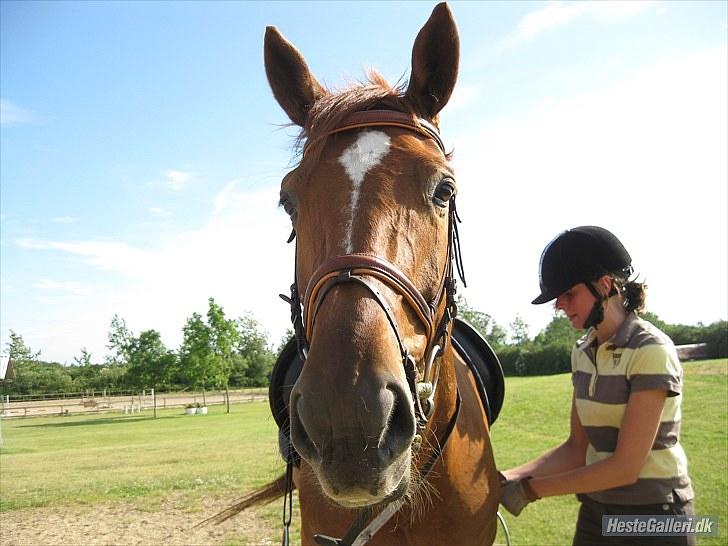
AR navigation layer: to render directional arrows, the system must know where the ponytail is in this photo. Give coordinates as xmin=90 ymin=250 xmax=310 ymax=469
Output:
xmin=613 ymin=277 xmax=647 ymax=314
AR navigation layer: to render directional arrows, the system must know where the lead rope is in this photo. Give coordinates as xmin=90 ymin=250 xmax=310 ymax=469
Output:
xmin=497 ymin=511 xmax=512 ymax=546
xmin=450 ymin=197 xmax=466 ymax=288
xmin=279 ymin=228 xmax=308 ymax=361
xmin=281 ymin=442 xmax=295 ymax=546
xmin=279 ymin=229 xmax=303 ymax=546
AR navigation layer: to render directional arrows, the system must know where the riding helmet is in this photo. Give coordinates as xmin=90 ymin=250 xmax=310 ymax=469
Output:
xmin=532 ymin=226 xmax=632 ymax=305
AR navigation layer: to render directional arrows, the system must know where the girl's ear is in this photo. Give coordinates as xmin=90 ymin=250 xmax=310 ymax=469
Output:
xmin=598 ymin=275 xmax=615 ymax=297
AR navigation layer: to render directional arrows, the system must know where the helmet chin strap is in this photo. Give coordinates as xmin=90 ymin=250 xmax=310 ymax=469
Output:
xmin=583 ymin=280 xmax=618 ymax=330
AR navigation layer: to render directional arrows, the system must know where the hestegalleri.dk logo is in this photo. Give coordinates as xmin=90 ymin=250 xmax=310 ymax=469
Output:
xmin=602 ymin=515 xmax=718 ymax=536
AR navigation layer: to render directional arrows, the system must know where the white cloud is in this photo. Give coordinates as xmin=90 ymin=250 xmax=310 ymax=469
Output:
xmin=52 ymin=216 xmax=80 ymax=224
xmin=16 ymin=238 xmax=155 ymax=278
xmin=452 ymin=46 xmax=727 ymax=333
xmin=148 ymin=206 xmax=171 ymax=218
xmin=445 ymin=83 xmax=480 ymax=113
xmin=165 ymin=170 xmax=193 ymax=191
xmin=13 ymin=183 xmax=294 ymax=361
xmin=213 ymin=179 xmax=239 ymax=212
xmin=33 ymin=279 xmax=94 ymax=296
xmin=497 ymin=1 xmax=656 ymax=52
xmin=0 ymin=98 xmax=36 ymax=125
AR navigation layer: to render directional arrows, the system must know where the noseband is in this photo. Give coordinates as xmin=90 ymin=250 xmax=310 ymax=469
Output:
xmin=281 ymin=109 xmax=465 ymax=428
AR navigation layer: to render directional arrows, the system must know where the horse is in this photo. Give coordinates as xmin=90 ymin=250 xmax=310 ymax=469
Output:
xmin=216 ymin=4 xmax=502 ymax=545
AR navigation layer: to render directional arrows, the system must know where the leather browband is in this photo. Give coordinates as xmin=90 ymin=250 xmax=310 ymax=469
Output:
xmin=306 ymin=110 xmax=447 ymax=156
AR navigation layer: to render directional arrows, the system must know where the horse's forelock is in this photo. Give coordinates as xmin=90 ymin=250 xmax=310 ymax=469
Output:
xmin=295 ymin=71 xmax=411 ymax=166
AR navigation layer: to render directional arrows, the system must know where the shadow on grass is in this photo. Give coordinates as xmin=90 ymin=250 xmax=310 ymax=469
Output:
xmin=13 ymin=413 xmax=184 ymax=429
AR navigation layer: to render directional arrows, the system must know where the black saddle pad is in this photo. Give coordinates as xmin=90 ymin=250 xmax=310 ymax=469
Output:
xmin=450 ymin=317 xmax=505 ymax=426
xmin=269 ymin=318 xmax=505 ymax=459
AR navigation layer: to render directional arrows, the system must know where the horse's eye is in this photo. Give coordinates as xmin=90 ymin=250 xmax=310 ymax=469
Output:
xmin=279 ymin=195 xmax=297 ymax=219
xmin=432 ymin=179 xmax=456 ymax=208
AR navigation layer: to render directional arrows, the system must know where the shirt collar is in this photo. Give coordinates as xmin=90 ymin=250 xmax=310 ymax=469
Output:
xmin=576 ymin=311 xmax=640 ymax=351
xmin=609 ymin=312 xmax=640 ymax=349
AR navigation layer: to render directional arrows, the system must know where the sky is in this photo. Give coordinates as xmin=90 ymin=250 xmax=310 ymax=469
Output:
xmin=1 ymin=1 xmax=726 ymax=364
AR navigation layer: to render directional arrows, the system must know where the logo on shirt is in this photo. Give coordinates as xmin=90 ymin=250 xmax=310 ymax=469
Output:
xmin=612 ymin=352 xmax=622 ymax=367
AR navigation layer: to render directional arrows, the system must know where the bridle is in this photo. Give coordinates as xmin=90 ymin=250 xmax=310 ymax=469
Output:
xmin=282 ymin=109 xmax=465 ymax=427
xmin=279 ymin=109 xmax=466 ymax=546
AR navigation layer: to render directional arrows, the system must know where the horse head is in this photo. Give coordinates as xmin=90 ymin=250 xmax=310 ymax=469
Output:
xmin=265 ymin=3 xmax=460 ymax=509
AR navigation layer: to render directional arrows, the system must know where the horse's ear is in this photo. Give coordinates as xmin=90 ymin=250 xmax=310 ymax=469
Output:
xmin=405 ymin=2 xmax=459 ymax=120
xmin=264 ymin=26 xmax=325 ymax=127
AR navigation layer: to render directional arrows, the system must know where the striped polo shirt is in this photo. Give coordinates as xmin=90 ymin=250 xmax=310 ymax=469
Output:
xmin=572 ymin=312 xmax=694 ymax=504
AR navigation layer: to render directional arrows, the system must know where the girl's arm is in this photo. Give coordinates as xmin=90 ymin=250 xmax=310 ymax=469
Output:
xmin=528 ymin=388 xmax=668 ymax=498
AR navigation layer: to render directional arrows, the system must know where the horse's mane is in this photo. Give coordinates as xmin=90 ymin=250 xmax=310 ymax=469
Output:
xmin=296 ymin=70 xmax=415 ymax=166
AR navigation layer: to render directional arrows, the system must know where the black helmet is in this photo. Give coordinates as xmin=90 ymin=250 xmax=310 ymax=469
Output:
xmin=532 ymin=226 xmax=632 ymax=305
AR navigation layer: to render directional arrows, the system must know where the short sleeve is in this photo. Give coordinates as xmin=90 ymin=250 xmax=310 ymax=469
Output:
xmin=626 ymin=344 xmax=682 ymax=396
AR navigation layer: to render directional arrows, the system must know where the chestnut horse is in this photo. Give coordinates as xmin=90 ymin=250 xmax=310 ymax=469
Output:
xmin=219 ymin=4 xmax=500 ymax=545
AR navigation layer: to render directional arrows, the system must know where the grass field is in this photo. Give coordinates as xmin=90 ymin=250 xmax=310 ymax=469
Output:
xmin=0 ymin=402 xmax=288 ymax=545
xmin=1 ymin=359 xmax=725 ymax=545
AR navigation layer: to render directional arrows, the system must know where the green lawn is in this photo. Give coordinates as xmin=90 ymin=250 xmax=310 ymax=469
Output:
xmin=1 ymin=359 xmax=725 ymax=545
xmin=0 ymin=403 xmax=283 ymax=512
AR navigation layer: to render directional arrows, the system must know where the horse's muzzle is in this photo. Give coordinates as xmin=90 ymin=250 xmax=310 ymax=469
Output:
xmin=290 ymin=376 xmax=417 ymax=506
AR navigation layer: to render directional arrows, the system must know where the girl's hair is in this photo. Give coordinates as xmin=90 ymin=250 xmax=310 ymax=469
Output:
xmin=612 ymin=276 xmax=647 ymax=314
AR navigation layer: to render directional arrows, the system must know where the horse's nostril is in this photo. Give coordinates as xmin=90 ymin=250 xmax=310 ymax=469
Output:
xmin=290 ymin=393 xmax=321 ymax=464
xmin=378 ymin=383 xmax=416 ymax=464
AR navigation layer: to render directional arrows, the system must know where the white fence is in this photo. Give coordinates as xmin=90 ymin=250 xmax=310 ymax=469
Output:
xmin=0 ymin=389 xmax=267 ymax=419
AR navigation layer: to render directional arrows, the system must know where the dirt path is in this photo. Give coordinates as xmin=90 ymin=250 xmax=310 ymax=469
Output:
xmin=0 ymin=492 xmax=281 ymax=546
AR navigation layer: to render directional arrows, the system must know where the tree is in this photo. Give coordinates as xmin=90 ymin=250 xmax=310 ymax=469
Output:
xmin=533 ymin=314 xmax=582 ymax=347
xmin=703 ymin=320 xmax=728 ymax=358
xmin=509 ymin=315 xmax=531 ymax=346
xmin=179 ymin=312 xmax=216 ymax=404
xmin=3 ymin=332 xmax=49 ymax=394
xmin=179 ymin=299 xmax=276 ymax=403
xmin=236 ymin=313 xmax=275 ymax=387
xmin=125 ymin=330 xmax=176 ymax=390
xmin=456 ymin=296 xmax=508 ymax=347
xmin=276 ymin=328 xmax=295 ymax=354
xmin=179 ymin=300 xmax=242 ymax=404
xmin=106 ymin=314 xmax=133 ymax=365
xmin=207 ymin=298 xmax=241 ymax=412
xmin=74 ymin=347 xmax=92 ymax=367
xmin=70 ymin=347 xmax=100 ymax=392
xmin=641 ymin=311 xmax=668 ymax=331
xmin=5 ymin=330 xmax=40 ymax=362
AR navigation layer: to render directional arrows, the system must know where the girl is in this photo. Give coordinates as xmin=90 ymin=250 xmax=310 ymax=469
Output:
xmin=500 ymin=226 xmax=694 ymax=546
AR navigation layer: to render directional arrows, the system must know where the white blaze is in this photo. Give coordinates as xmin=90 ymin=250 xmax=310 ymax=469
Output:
xmin=337 ymin=130 xmax=391 ymax=253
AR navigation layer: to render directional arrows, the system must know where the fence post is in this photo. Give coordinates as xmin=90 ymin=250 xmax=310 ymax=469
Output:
xmin=152 ymin=388 xmax=157 ymax=419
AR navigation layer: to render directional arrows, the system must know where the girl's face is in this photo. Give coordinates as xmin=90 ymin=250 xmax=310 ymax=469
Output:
xmin=554 ymin=283 xmax=598 ymax=330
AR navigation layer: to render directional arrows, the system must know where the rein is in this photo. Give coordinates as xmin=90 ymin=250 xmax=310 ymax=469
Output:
xmin=279 ymin=109 xmax=465 ymax=546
